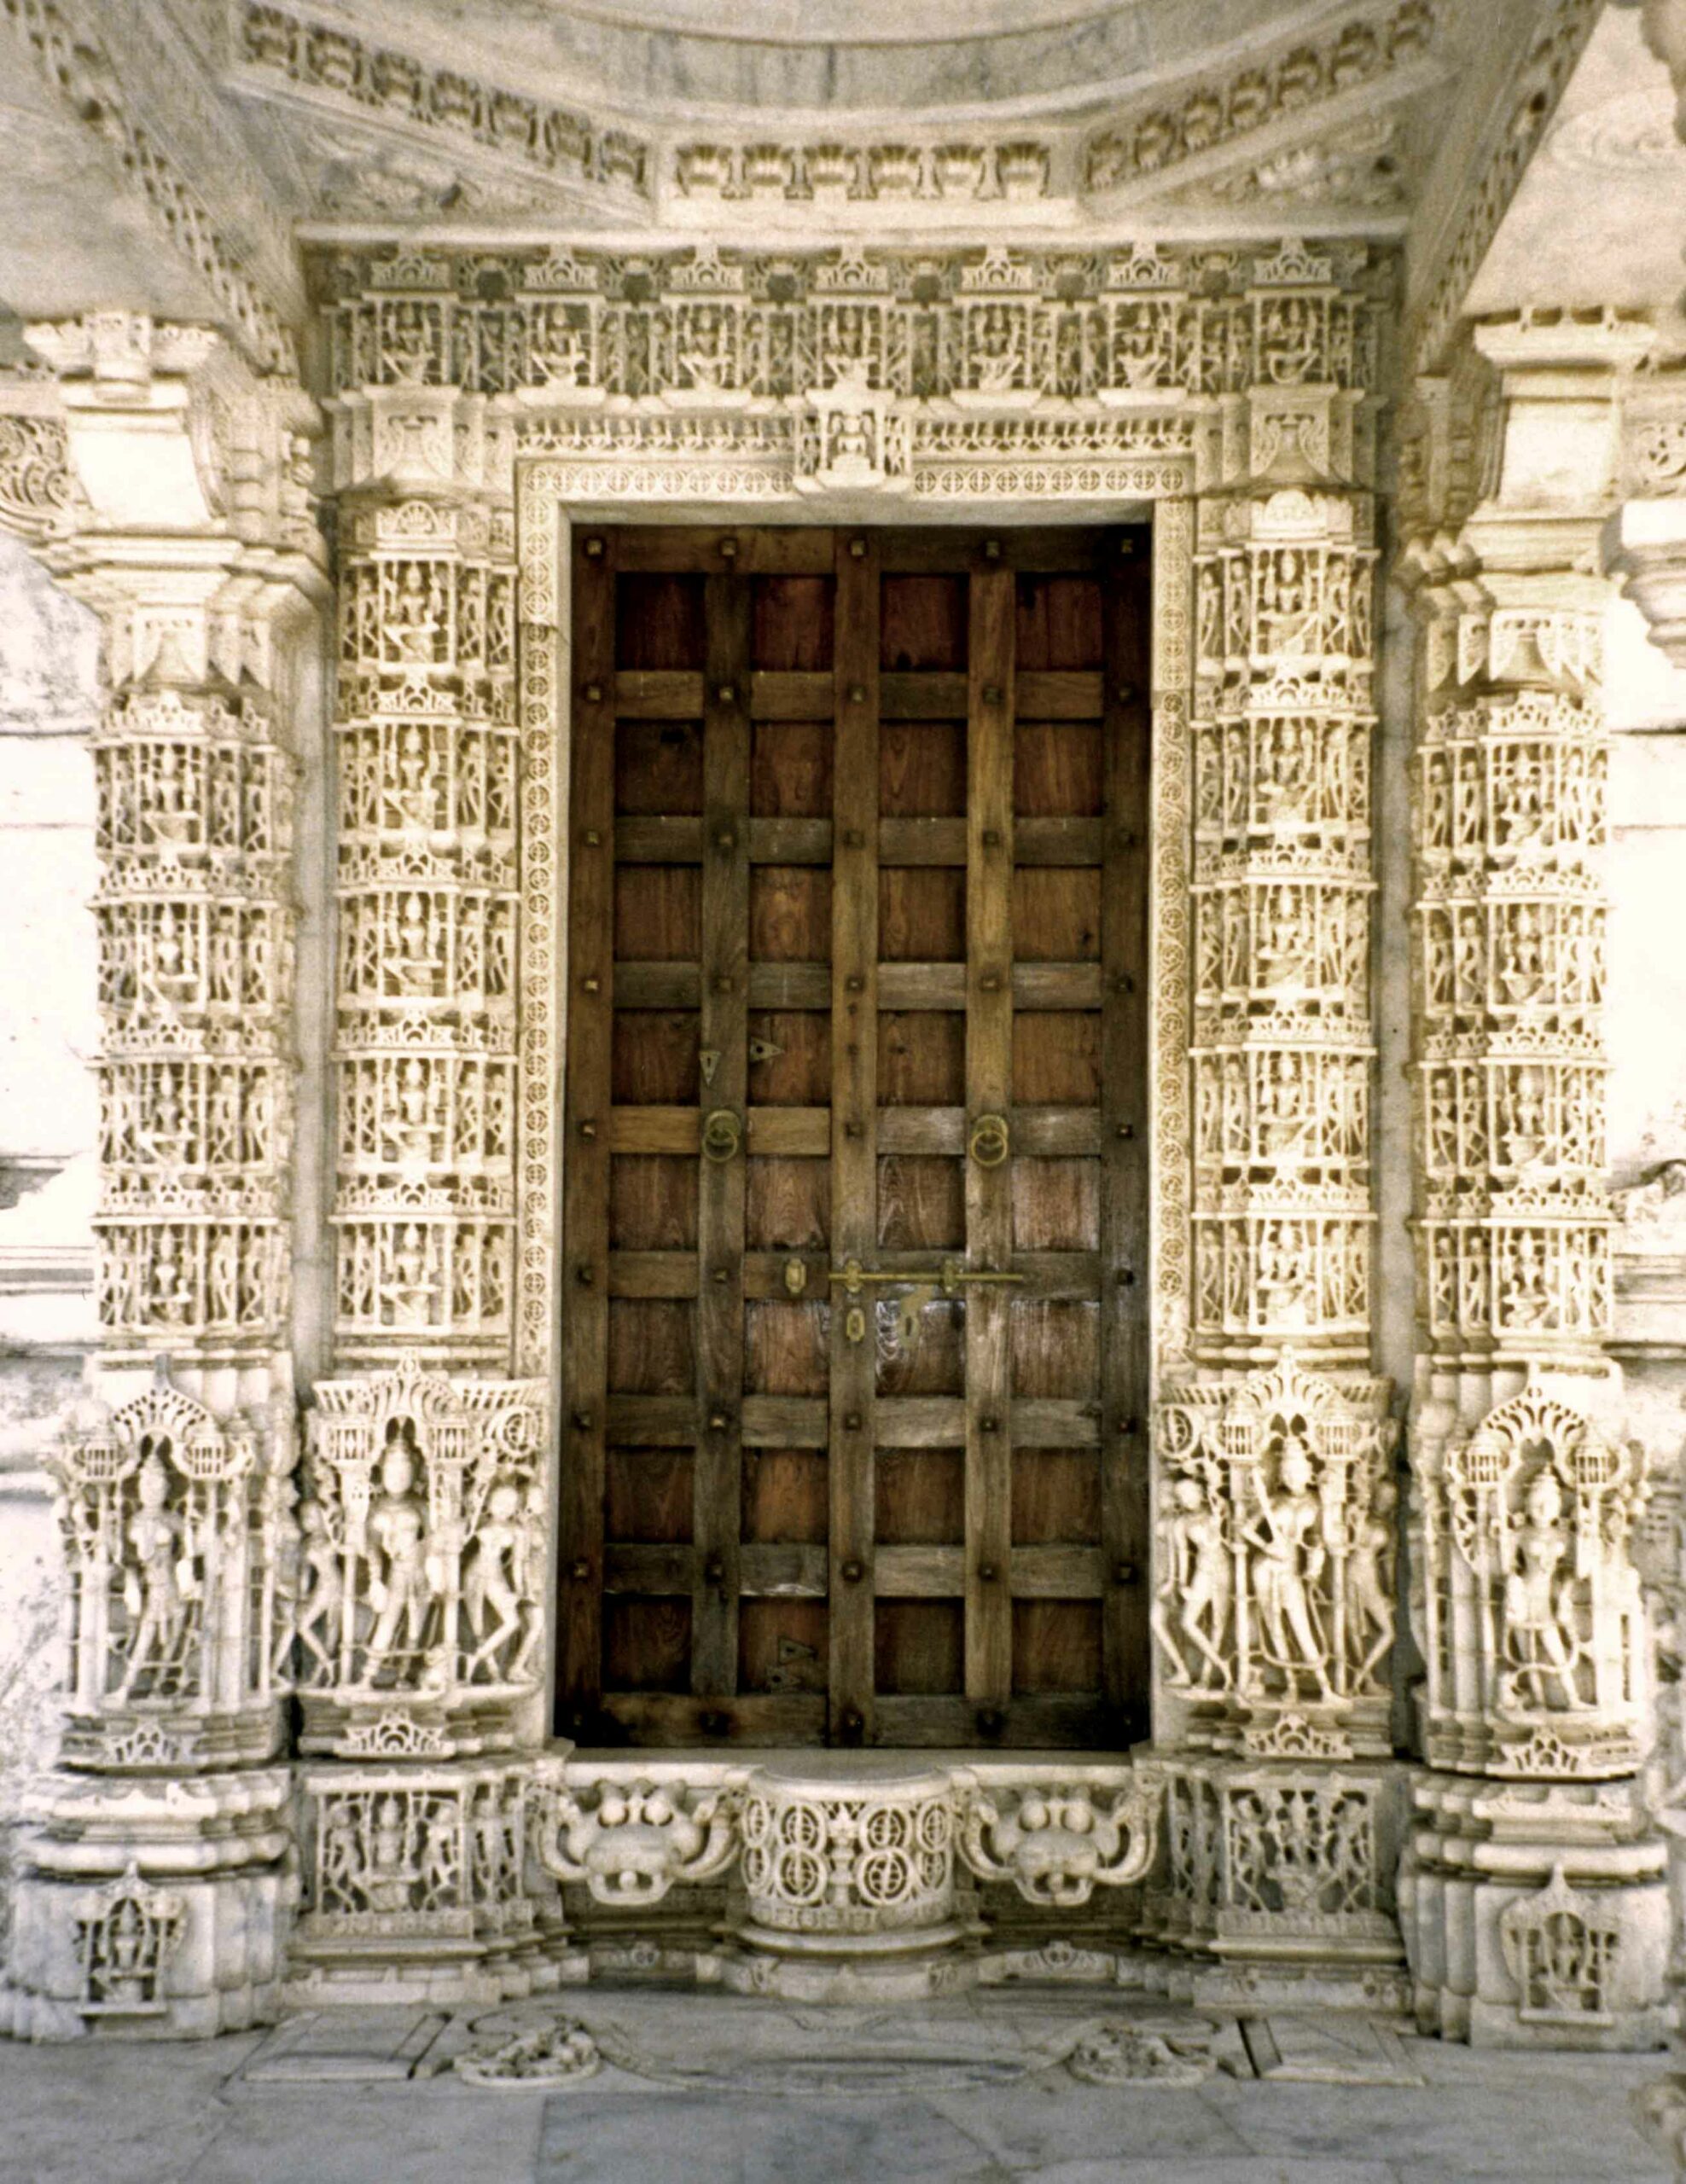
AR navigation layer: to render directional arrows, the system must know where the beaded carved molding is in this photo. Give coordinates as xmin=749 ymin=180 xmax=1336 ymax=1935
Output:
xmin=294 ymin=238 xmax=1391 ymax=1397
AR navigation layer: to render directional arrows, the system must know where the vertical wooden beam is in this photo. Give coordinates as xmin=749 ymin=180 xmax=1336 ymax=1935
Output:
xmin=830 ymin=531 xmax=879 ymax=1745
xmin=557 ymin=531 xmax=617 ymax=1732
xmin=965 ymin=561 xmax=1015 ymax=1722
xmin=1102 ymin=530 xmax=1153 ymax=1735
xmin=693 ymin=568 xmax=752 ymax=1703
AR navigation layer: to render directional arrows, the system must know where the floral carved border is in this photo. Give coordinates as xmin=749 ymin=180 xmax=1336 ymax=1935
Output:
xmin=514 ymin=454 xmax=1195 ymax=1401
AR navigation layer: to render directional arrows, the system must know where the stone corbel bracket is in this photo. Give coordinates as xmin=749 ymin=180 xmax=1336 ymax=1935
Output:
xmin=952 ymin=1766 xmax=1164 ymax=1909
xmin=532 ymin=1769 xmax=741 ymax=1908
xmin=536 ymin=1756 xmax=1166 ymax=1915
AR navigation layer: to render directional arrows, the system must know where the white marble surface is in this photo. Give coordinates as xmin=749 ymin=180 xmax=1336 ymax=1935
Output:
xmin=0 ymin=1995 xmax=1674 ymax=2184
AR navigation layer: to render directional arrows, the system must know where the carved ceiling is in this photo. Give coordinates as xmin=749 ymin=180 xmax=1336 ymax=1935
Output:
xmin=0 ymin=0 xmax=1653 ymax=372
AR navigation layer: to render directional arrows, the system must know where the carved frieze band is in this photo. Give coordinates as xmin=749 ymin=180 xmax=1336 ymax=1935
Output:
xmin=318 ymin=240 xmax=1387 ymax=1403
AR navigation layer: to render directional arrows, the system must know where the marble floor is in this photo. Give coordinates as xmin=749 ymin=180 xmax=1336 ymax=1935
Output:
xmin=0 ymin=1992 xmax=1677 ymax=2184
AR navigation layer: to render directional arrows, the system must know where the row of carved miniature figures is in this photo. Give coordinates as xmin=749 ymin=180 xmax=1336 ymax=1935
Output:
xmin=43 ymin=1354 xmax=1655 ymax=1778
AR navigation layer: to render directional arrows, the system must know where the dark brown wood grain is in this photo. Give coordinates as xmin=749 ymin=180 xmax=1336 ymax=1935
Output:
xmin=965 ymin=565 xmax=1015 ymax=1721
xmin=559 ymin=524 xmax=1150 ymax=1749
xmin=828 ymin=531 xmax=880 ymax=1744
xmin=692 ymin=572 xmax=752 ymax=1696
xmin=556 ymin=536 xmax=617 ymax=1730
xmin=1101 ymin=531 xmax=1153 ymax=1733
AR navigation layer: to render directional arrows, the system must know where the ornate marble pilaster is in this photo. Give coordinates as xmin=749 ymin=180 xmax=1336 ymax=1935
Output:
xmin=294 ymin=327 xmax=553 ymax=2003
xmin=1148 ymin=246 xmax=1399 ymax=1992
xmin=325 ymin=374 xmax=520 ymax=1369
xmin=0 ymin=313 xmax=328 ymax=2039
xmin=1398 ymin=312 xmax=1669 ymax=2048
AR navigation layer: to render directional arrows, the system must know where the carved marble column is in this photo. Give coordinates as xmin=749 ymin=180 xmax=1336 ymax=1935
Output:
xmin=0 ymin=313 xmax=328 ymax=2038
xmin=291 ymin=292 xmax=553 ymax=2002
xmin=1149 ymin=247 xmax=1402 ymax=2003
xmin=1398 ymin=314 xmax=1670 ymax=2048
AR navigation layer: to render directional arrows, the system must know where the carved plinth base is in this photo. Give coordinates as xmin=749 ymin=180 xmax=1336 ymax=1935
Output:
xmin=714 ymin=1940 xmax=979 ymax=2002
xmin=286 ymin=1761 xmax=552 ymax=2009
xmin=0 ymin=1768 xmax=295 ymax=2041
xmin=298 ymin=1689 xmax=538 ymax=1763
xmin=1142 ymin=1753 xmax=1408 ymax=2011
xmin=59 ymin=1705 xmax=288 ymax=1774
xmin=733 ymin=1763 xmax=964 ymax=1964
xmin=1399 ymin=1773 xmax=1670 ymax=2050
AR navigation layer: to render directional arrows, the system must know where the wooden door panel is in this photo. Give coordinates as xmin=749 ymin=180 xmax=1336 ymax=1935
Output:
xmin=560 ymin=526 xmax=1149 ymax=1748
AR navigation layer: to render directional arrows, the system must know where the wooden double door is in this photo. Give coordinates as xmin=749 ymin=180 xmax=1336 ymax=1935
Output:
xmin=560 ymin=525 xmax=1150 ymax=1749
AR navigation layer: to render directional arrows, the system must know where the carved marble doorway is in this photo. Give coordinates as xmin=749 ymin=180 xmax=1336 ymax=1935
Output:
xmin=556 ymin=525 xmax=1152 ymax=1751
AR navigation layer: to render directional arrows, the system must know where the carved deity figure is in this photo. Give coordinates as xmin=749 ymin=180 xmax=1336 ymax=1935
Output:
xmin=1152 ymin=1474 xmax=1232 ymax=1689
xmin=462 ymin=1478 xmax=528 ymax=1682
xmin=1244 ymin=1434 xmax=1335 ymax=1704
xmin=117 ymin=1449 xmax=194 ymax=1700
xmin=364 ymin=1424 xmax=435 ymax=1678
xmin=1500 ymin=1468 xmax=1587 ymax=1714
xmin=294 ymin=1500 xmax=343 ymax=1685
xmin=1344 ymin=1475 xmax=1396 ymax=1689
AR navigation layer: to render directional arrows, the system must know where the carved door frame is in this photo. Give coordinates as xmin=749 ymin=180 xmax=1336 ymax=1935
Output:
xmin=515 ymin=475 xmax=1195 ymax=1732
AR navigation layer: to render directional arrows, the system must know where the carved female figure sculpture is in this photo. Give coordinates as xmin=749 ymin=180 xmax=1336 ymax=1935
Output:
xmin=1244 ymin=1433 xmax=1335 ymax=1704
xmin=294 ymin=1500 xmax=343 ymax=1685
xmin=1152 ymin=1474 xmax=1233 ymax=1690
xmin=117 ymin=1449 xmax=193 ymax=1701
xmin=1344 ymin=1473 xmax=1396 ymax=1691
xmin=462 ymin=1478 xmax=526 ymax=1683
xmin=1501 ymin=1467 xmax=1587 ymax=1714
xmin=365 ymin=1426 xmax=434 ymax=1680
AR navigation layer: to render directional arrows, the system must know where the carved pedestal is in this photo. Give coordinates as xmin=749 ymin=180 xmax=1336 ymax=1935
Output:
xmin=288 ymin=1761 xmax=545 ymax=2007
xmin=2 ymin=1770 xmax=294 ymax=2042
xmin=1143 ymin=1755 xmax=1408 ymax=2012
xmin=287 ymin=1362 xmax=555 ymax=2001
xmin=1400 ymin=1776 xmax=1669 ymax=2049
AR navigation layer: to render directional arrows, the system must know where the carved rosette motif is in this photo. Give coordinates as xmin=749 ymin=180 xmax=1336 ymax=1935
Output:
xmin=328 ymin=375 xmax=520 ymax=1365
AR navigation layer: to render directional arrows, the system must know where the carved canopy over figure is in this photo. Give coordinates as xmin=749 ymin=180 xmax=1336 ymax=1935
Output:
xmin=1152 ymin=1351 xmax=1397 ymax=1758
xmin=46 ymin=1369 xmax=297 ymax=1769
xmin=299 ymin=1356 xmax=546 ymax=1749
xmin=1412 ymin=1378 xmax=1651 ymax=1778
